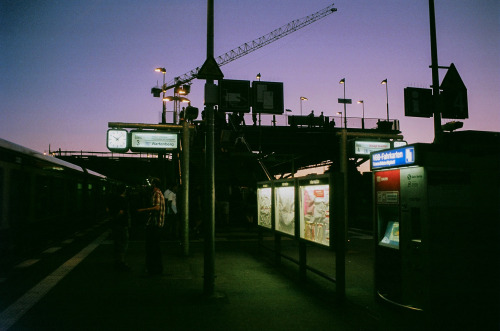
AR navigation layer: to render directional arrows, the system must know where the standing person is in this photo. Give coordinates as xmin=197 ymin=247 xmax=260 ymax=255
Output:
xmin=164 ymin=183 xmax=178 ymax=239
xmin=107 ymin=184 xmax=131 ymax=271
xmin=137 ymin=178 xmax=165 ymax=275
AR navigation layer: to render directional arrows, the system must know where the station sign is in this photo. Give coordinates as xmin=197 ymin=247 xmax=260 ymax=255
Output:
xmin=130 ymin=131 xmax=178 ymax=152
xmin=371 ymin=146 xmax=415 ymax=170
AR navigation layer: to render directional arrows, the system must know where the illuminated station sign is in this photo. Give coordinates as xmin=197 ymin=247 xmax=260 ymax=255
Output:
xmin=130 ymin=131 xmax=178 ymax=152
xmin=371 ymin=146 xmax=416 ymax=170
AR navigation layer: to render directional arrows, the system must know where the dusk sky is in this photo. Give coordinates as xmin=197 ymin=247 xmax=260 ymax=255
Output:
xmin=2 ymin=0 xmax=499 ymax=158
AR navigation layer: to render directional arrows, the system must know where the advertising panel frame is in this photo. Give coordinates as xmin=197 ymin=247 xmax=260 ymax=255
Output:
xmin=273 ymin=178 xmax=297 ymax=238
xmin=256 ymin=181 xmax=273 ymax=230
xmin=297 ymin=174 xmax=332 ymax=248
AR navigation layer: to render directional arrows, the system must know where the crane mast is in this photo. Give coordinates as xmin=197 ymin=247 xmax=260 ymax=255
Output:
xmin=164 ymin=3 xmax=337 ymax=90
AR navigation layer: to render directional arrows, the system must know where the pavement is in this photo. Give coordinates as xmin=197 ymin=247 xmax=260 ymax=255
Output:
xmin=0 ymin=221 xmax=490 ymax=330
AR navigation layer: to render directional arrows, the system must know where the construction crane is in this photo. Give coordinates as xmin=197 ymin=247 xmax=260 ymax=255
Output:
xmin=162 ymin=3 xmax=337 ymax=91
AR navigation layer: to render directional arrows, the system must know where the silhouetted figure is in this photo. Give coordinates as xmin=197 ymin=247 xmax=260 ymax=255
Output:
xmin=107 ymin=184 xmax=131 ymax=271
xmin=164 ymin=183 xmax=179 ymax=240
xmin=308 ymin=110 xmax=315 ymax=127
xmin=137 ymin=178 xmax=165 ymax=275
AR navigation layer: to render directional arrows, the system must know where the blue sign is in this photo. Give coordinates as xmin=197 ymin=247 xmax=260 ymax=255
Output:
xmin=371 ymin=146 xmax=415 ymax=169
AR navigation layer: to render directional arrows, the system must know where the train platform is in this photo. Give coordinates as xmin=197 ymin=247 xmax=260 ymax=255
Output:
xmin=0 ymin=220 xmax=467 ymax=330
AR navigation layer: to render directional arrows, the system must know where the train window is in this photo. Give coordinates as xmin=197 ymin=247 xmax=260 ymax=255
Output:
xmin=11 ymin=170 xmax=31 ymax=225
xmin=36 ymin=175 xmax=51 ymax=218
xmin=52 ymin=177 xmax=65 ymax=214
xmin=0 ymin=167 xmax=4 ymax=228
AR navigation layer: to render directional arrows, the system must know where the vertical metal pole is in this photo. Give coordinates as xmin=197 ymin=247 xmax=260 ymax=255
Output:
xmin=299 ymin=241 xmax=307 ymax=281
xmin=429 ymin=0 xmax=442 ymax=142
xmin=162 ymin=73 xmax=166 ymax=124
xmin=335 ymin=170 xmax=346 ymax=301
xmin=343 ymin=83 xmax=347 ymax=128
xmin=182 ymin=120 xmax=190 ymax=256
xmin=204 ymin=0 xmax=216 ymax=296
xmin=385 ymin=82 xmax=389 ymax=121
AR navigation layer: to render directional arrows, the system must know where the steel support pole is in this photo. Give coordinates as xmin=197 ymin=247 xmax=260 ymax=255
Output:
xmin=336 ymin=129 xmax=348 ymax=301
xmin=181 ymin=120 xmax=190 ymax=256
xmin=203 ymin=0 xmax=216 ymax=296
xmin=429 ymin=0 xmax=442 ymax=142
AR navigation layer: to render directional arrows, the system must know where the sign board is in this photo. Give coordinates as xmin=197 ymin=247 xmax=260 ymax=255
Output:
xmin=196 ymin=57 xmax=224 ymax=80
xmin=404 ymin=87 xmax=433 ymax=118
xmin=218 ymin=79 xmax=251 ymax=113
xmin=440 ymin=63 xmax=468 ymax=119
xmin=371 ymin=146 xmax=416 ymax=170
xmin=252 ymin=81 xmax=284 ymax=114
xmin=353 ymin=140 xmax=391 ymax=156
xmin=338 ymin=98 xmax=352 ymax=104
xmin=130 ymin=131 xmax=178 ymax=152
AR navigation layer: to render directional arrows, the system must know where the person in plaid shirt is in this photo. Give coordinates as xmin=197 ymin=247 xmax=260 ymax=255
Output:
xmin=137 ymin=177 xmax=165 ymax=275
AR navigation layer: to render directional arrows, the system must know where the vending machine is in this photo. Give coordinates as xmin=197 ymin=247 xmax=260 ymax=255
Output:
xmin=371 ymin=134 xmax=499 ymax=328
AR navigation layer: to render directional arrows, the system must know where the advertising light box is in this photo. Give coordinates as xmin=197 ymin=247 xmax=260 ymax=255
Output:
xmin=130 ymin=131 xmax=178 ymax=152
xmin=353 ymin=140 xmax=391 ymax=156
xmin=257 ymin=182 xmax=272 ymax=229
xmin=298 ymin=176 xmax=330 ymax=247
xmin=274 ymin=180 xmax=295 ymax=237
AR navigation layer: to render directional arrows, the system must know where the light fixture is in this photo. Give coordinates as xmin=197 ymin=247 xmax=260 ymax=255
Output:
xmin=381 ymin=79 xmax=389 ymax=121
xmin=357 ymin=100 xmax=365 ymax=129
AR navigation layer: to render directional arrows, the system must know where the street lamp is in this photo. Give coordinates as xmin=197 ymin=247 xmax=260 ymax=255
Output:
xmin=300 ymin=96 xmax=308 ymax=115
xmin=155 ymin=68 xmax=167 ymax=124
xmin=256 ymin=73 xmax=261 ymax=81
xmin=339 ymin=78 xmax=346 ymax=128
xmin=357 ymin=100 xmax=365 ymax=129
xmin=381 ymin=79 xmax=389 ymax=121
xmin=336 ymin=111 xmax=343 ymax=128
xmin=163 ymin=96 xmax=191 ymax=104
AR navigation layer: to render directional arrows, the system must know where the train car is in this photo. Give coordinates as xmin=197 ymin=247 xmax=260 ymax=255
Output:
xmin=0 ymin=138 xmax=110 ymax=266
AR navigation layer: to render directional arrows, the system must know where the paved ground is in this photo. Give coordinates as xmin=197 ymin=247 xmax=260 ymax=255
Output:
xmin=0 ymin=222 xmax=494 ymax=330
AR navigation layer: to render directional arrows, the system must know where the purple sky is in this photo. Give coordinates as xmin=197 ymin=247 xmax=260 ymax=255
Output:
xmin=2 ymin=0 xmax=499 ymax=156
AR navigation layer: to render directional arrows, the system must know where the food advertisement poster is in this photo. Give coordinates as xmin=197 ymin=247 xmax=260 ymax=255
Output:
xmin=299 ymin=184 xmax=330 ymax=246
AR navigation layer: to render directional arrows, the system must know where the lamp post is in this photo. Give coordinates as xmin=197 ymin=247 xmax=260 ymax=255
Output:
xmin=300 ymin=96 xmax=308 ymax=115
xmin=336 ymin=111 xmax=343 ymax=128
xmin=257 ymin=73 xmax=262 ymax=126
xmin=339 ymin=78 xmax=346 ymax=128
xmin=155 ymin=67 xmax=167 ymax=124
xmin=381 ymin=79 xmax=389 ymax=121
xmin=357 ymin=100 xmax=365 ymax=129
xmin=163 ymin=96 xmax=191 ymax=106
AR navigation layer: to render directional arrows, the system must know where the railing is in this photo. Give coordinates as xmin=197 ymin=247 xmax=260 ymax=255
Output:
xmin=223 ymin=112 xmax=399 ymax=131
xmin=49 ymin=150 xmax=165 ymax=159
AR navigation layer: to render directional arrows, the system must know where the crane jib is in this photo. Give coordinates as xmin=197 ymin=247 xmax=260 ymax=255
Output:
xmin=167 ymin=3 xmax=337 ymax=90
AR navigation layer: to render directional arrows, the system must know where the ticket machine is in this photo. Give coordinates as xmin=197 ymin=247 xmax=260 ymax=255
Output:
xmin=371 ymin=133 xmax=500 ymax=329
